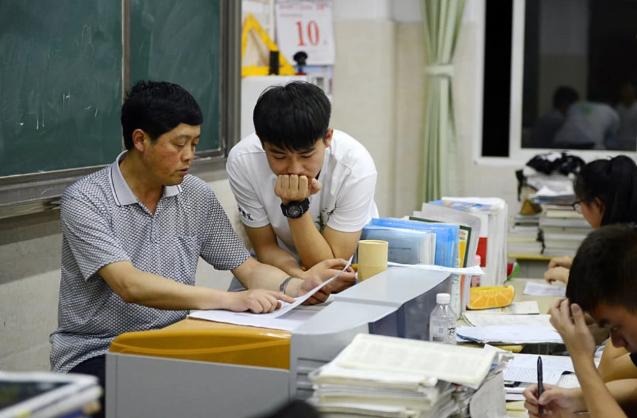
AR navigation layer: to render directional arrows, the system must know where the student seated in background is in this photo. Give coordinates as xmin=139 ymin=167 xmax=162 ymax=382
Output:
xmin=545 ymin=155 xmax=637 ymax=284
xmin=524 ymin=224 xmax=637 ymax=418
xmin=226 ymin=81 xmax=377 ymax=299
xmin=50 ymin=81 xmax=353 ymax=417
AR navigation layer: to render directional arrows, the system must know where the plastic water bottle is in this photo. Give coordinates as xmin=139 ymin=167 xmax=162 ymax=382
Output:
xmin=429 ymin=293 xmax=457 ymax=344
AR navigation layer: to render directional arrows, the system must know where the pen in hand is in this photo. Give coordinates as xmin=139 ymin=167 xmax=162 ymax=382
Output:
xmin=537 ymin=356 xmax=544 ymax=416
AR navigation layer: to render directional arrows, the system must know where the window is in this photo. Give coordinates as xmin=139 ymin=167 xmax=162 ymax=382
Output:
xmin=482 ymin=0 xmax=637 ymax=159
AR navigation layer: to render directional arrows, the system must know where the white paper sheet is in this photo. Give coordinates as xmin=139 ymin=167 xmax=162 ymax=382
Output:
xmin=457 ymin=325 xmax=563 ymax=344
xmin=504 ymin=354 xmax=574 ymax=385
xmin=523 ymin=281 xmax=566 ymax=297
xmin=462 ymin=313 xmax=552 ymax=327
xmin=509 ymin=301 xmax=541 ymax=314
xmin=188 ymin=259 xmax=351 ymax=330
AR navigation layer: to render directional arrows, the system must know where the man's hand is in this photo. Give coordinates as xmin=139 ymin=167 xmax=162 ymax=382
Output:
xmin=549 ymin=256 xmax=573 ymax=270
xmin=524 ymin=384 xmax=585 ymax=418
xmin=550 ymin=299 xmax=597 ymax=362
xmin=275 ymin=174 xmax=321 ymax=204
xmin=292 ymin=258 xmax=357 ymax=305
xmin=224 ymin=289 xmax=294 ymax=313
xmin=544 ymin=266 xmax=570 ymax=284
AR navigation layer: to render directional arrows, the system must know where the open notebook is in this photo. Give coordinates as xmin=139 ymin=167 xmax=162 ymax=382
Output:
xmin=316 ymin=333 xmax=497 ymax=390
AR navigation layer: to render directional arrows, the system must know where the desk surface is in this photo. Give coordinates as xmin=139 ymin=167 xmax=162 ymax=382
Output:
xmin=509 ymin=277 xmax=560 ymax=314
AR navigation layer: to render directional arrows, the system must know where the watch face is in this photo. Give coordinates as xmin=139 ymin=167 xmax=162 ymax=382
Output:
xmin=287 ymin=204 xmax=302 ymax=218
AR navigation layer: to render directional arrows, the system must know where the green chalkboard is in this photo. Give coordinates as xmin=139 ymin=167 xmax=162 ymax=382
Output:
xmin=0 ymin=0 xmax=225 ymax=178
xmin=0 ymin=1 xmax=123 ymax=177
xmin=130 ymin=0 xmax=222 ymax=153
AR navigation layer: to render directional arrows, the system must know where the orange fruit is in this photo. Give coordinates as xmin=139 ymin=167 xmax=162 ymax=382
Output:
xmin=467 ymin=285 xmax=515 ymax=310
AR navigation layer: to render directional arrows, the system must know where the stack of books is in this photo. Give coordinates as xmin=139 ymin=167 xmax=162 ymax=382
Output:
xmin=309 ymin=334 xmax=506 ymax=418
xmin=508 ymin=213 xmax=542 ymax=255
xmin=539 ymin=205 xmax=591 ymax=256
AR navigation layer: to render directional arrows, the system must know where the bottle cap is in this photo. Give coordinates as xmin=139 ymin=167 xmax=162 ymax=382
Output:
xmin=436 ymin=293 xmax=451 ymax=304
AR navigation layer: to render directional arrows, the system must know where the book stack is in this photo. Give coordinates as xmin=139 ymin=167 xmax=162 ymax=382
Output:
xmin=309 ymin=334 xmax=506 ymax=418
xmin=508 ymin=213 xmax=542 ymax=255
xmin=429 ymin=198 xmax=509 ymax=286
xmin=539 ymin=205 xmax=591 ymax=257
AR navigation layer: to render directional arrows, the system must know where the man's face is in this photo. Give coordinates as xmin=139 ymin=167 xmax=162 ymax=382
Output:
xmin=262 ymin=130 xmax=332 ymax=179
xmin=592 ymin=303 xmax=637 ymax=352
xmin=140 ymin=123 xmax=200 ymax=186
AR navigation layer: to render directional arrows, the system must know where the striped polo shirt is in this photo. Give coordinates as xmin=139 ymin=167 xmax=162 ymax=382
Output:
xmin=50 ymin=152 xmax=250 ymax=373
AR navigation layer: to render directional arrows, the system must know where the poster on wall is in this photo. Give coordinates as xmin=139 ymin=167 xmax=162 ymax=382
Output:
xmin=275 ymin=0 xmax=335 ymax=66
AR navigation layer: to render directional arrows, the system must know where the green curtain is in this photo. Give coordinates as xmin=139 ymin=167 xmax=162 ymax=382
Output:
xmin=420 ymin=0 xmax=465 ymax=202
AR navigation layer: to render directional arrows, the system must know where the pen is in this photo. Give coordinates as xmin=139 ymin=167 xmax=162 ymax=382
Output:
xmin=537 ymin=356 xmax=544 ymax=415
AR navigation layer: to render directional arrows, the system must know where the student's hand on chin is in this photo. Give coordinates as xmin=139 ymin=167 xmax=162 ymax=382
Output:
xmin=549 ymin=299 xmax=596 ymax=360
xmin=275 ymin=174 xmax=311 ymax=203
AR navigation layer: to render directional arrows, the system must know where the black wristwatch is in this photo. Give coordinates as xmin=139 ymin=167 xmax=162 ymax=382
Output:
xmin=280 ymin=198 xmax=310 ymax=219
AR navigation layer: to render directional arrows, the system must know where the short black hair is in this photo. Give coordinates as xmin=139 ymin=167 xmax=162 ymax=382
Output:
xmin=121 ymin=81 xmax=203 ymax=150
xmin=574 ymin=155 xmax=637 ymax=225
xmin=552 ymin=86 xmax=579 ymax=109
xmin=567 ymin=224 xmax=637 ymax=312
xmin=253 ymin=81 xmax=330 ymax=151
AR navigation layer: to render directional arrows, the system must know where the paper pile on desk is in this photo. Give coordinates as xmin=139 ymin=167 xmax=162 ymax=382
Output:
xmin=309 ymin=334 xmax=508 ymax=417
xmin=458 ymin=312 xmax=563 ymax=344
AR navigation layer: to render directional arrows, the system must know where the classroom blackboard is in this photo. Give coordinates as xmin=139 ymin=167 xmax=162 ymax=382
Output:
xmin=130 ymin=0 xmax=221 ymax=153
xmin=0 ymin=0 xmax=224 ymax=178
xmin=0 ymin=1 xmax=123 ymax=177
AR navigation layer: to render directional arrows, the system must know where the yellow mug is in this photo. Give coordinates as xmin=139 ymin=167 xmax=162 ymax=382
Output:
xmin=357 ymin=240 xmax=389 ymax=281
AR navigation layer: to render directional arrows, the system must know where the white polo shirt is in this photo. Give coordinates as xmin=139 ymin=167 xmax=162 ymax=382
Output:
xmin=227 ymin=130 xmax=378 ymax=256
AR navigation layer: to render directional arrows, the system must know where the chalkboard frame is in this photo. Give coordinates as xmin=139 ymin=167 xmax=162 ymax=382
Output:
xmin=0 ymin=0 xmax=241 ymax=219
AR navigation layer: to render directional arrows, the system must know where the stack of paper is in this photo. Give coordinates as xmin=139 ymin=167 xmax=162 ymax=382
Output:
xmin=309 ymin=334 xmax=504 ymax=417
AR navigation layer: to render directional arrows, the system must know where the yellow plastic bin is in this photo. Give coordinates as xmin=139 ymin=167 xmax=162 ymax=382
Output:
xmin=109 ymin=319 xmax=291 ymax=369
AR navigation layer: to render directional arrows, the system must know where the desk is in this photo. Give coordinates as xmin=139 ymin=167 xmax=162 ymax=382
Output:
xmin=106 ymin=267 xmax=452 ymax=418
xmin=509 ymin=277 xmax=559 ymax=314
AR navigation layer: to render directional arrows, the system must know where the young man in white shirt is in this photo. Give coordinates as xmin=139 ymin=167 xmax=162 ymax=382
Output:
xmin=227 ymin=82 xmax=377 ymax=297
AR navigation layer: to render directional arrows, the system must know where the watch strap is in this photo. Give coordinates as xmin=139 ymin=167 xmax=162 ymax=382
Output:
xmin=279 ymin=276 xmax=295 ymax=295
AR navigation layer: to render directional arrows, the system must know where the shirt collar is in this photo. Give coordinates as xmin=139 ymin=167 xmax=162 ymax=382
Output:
xmin=108 ymin=151 xmax=182 ymax=206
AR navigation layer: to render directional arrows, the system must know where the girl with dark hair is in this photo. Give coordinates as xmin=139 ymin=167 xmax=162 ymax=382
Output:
xmin=544 ymin=155 xmax=637 ymax=284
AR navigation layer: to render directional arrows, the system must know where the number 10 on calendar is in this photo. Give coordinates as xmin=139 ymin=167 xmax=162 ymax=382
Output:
xmin=275 ymin=1 xmax=335 ymax=65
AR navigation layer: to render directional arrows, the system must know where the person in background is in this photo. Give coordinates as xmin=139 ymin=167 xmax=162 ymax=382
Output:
xmin=50 ymin=81 xmax=350 ymax=418
xmin=226 ymin=81 xmax=377 ymax=299
xmin=614 ymin=82 xmax=637 ymax=151
xmin=553 ymin=100 xmax=620 ymax=150
xmin=524 ymin=225 xmax=637 ymax=418
xmin=544 ymin=155 xmax=637 ymax=284
xmin=528 ymin=86 xmax=579 ymax=148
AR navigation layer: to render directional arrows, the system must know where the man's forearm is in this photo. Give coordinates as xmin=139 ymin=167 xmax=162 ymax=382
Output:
xmin=103 ymin=264 xmax=230 ymax=311
xmin=233 ymin=257 xmax=302 ymax=295
xmin=574 ymin=355 xmax=628 ymax=418
xmin=288 ymin=213 xmax=334 ymax=267
xmin=254 ymin=244 xmax=307 ymax=277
